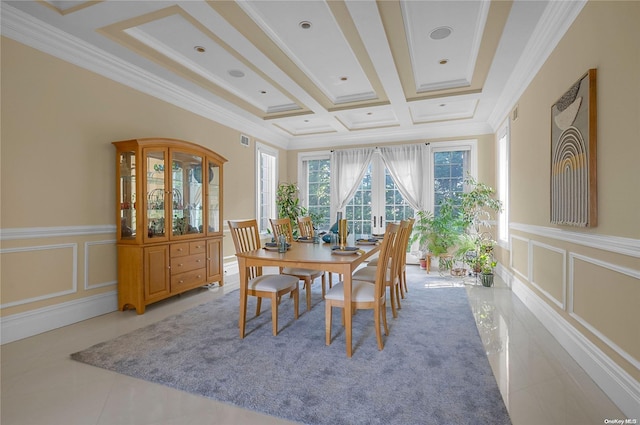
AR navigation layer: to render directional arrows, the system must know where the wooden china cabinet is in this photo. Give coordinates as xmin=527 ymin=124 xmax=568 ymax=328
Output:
xmin=113 ymin=138 xmax=227 ymax=314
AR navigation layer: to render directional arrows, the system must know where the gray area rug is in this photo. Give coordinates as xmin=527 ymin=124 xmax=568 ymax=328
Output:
xmin=71 ymin=274 xmax=511 ymax=425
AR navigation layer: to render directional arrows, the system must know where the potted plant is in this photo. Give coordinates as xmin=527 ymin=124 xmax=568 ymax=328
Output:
xmin=478 ymin=251 xmax=497 ymax=287
xmin=409 ymin=210 xmax=434 ymax=268
xmin=276 ymin=182 xmax=307 ymax=237
xmin=459 ymin=175 xmax=502 ymax=234
xmin=455 ymin=175 xmax=503 ymax=281
xmin=410 ymin=197 xmax=463 ymax=272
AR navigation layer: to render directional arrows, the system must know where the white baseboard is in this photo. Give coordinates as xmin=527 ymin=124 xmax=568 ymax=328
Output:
xmin=499 ymin=267 xmax=640 ymax=419
xmin=1 ymin=291 xmax=118 ymax=345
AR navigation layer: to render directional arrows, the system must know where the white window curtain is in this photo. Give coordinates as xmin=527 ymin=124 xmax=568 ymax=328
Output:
xmin=379 ymin=143 xmax=430 ymax=212
xmin=330 ymin=147 xmax=375 ymax=213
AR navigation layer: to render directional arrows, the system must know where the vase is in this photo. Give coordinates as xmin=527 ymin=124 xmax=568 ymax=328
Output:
xmin=480 ymin=273 xmax=494 ymax=287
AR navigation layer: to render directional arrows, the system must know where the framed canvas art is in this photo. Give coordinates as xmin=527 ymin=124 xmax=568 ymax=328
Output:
xmin=550 ymin=68 xmax=597 ymax=227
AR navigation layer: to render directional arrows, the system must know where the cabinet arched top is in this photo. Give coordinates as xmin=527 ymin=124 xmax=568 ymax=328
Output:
xmin=112 ymin=138 xmax=228 ymax=165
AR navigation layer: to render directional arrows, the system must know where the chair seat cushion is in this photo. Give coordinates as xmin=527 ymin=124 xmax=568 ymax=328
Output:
xmin=282 ymin=267 xmax=323 ymax=278
xmin=325 ymin=280 xmax=375 ymax=302
xmin=249 ymin=274 xmax=298 ymax=292
xmin=352 ymin=265 xmax=390 ymax=282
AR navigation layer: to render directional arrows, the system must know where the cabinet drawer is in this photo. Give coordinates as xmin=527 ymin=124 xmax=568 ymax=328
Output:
xmin=171 ymin=253 xmax=206 ymax=275
xmin=170 ymin=243 xmax=190 ymax=258
xmin=171 ymin=268 xmax=206 ymax=292
xmin=189 ymin=241 xmax=206 ymax=254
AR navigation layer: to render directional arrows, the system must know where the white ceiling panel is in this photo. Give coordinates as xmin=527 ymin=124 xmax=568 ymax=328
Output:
xmin=335 ymin=107 xmax=400 ymax=131
xmin=238 ymin=0 xmax=377 ymax=106
xmin=401 ymin=0 xmax=489 ymax=93
xmin=410 ymin=98 xmax=478 ymax=124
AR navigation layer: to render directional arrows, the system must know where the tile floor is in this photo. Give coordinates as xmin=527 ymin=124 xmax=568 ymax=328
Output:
xmin=1 ymin=266 xmax=625 ymax=425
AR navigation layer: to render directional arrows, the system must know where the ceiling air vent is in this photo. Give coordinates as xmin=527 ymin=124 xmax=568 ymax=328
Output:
xmin=240 ymin=134 xmax=250 ymax=147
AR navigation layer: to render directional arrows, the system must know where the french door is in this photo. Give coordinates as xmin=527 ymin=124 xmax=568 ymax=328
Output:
xmin=345 ymin=154 xmax=414 ymax=237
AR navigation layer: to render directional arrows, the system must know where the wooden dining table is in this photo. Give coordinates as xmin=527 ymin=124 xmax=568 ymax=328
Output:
xmin=235 ymin=240 xmax=380 ymax=357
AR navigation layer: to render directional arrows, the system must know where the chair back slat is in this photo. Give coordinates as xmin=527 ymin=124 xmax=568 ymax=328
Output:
xmin=269 ymin=217 xmax=295 ymax=243
xmin=375 ymin=223 xmax=400 ymax=299
xmin=298 ymin=216 xmax=315 ymax=238
xmin=228 ymin=219 xmax=263 ymax=280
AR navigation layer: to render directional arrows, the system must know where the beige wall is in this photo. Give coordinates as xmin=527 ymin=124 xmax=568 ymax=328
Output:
xmin=0 ymin=37 xmax=282 ymax=317
xmin=507 ymin=1 xmax=640 ymax=381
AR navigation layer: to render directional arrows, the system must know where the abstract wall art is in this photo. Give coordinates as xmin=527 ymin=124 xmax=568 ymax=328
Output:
xmin=550 ymin=68 xmax=597 ymax=227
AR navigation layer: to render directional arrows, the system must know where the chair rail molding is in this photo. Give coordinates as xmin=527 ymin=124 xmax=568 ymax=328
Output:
xmin=510 ymin=222 xmax=640 ymax=258
xmin=0 ymin=225 xmax=116 ymax=240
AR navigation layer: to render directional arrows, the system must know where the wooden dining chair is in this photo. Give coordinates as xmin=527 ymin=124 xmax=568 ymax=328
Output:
xmin=297 ymin=216 xmax=315 ymax=238
xmin=228 ymin=219 xmax=300 ymax=337
xmin=299 ymin=216 xmax=336 ymax=290
xmin=351 ymin=219 xmax=410 ymax=318
xmin=270 ymin=217 xmax=327 ymax=311
xmin=324 ymin=222 xmax=400 ymax=351
xmin=399 ymin=218 xmax=415 ymax=296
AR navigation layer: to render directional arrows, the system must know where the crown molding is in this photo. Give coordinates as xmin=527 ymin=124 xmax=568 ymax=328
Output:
xmin=487 ymin=0 xmax=588 ymax=130
xmin=291 ymin=119 xmax=492 ymax=150
xmin=0 ymin=3 xmax=290 ymax=149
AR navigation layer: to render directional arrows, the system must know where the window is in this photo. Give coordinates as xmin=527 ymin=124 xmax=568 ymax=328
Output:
xmin=298 ymin=153 xmax=331 ymax=230
xmin=497 ymin=122 xmax=510 ymax=244
xmin=298 ymin=142 xmax=476 ymax=234
xmin=431 ymin=141 xmax=475 ymax=217
xmin=256 ymin=143 xmax=277 ymax=233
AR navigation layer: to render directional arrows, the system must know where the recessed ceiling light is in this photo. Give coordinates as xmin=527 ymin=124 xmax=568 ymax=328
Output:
xmin=299 ymin=21 xmax=312 ymax=29
xmin=439 ymin=59 xmax=449 ymax=65
xmin=228 ymin=69 xmax=245 ymax=78
xmin=430 ymin=26 xmax=453 ymax=40
xmin=194 ymin=46 xmax=206 ymax=53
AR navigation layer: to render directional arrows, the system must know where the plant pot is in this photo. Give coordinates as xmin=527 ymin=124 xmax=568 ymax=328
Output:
xmin=480 ymin=273 xmax=494 ymax=287
xmin=451 ymin=267 xmax=467 ymax=277
xmin=419 ymin=258 xmax=427 ymax=270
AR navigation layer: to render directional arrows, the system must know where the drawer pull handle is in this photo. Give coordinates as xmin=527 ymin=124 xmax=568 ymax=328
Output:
xmin=179 ymin=280 xmax=184 ymax=284
xmin=197 ymin=275 xmax=202 ymax=279
xmin=196 ymin=259 xmax=201 ymax=263
xmin=178 ymin=263 xmax=183 ymax=267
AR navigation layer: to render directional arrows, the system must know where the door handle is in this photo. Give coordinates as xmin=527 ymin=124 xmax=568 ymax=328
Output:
xmin=373 ymin=216 xmax=376 ymax=227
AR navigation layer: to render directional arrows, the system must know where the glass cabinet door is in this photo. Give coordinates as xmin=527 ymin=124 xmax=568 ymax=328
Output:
xmin=118 ymin=150 xmax=137 ymax=241
xmin=207 ymin=159 xmax=221 ymax=234
xmin=145 ymin=149 xmax=167 ymax=241
xmin=171 ymin=151 xmax=204 ymax=237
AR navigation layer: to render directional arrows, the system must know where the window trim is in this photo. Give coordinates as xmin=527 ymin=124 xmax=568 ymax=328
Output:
xmin=297 ymin=151 xmax=331 ymax=209
xmin=496 ymin=121 xmax=510 ymax=247
xmin=256 ymin=142 xmax=278 ymax=234
xmin=429 ymin=139 xmax=478 ymax=212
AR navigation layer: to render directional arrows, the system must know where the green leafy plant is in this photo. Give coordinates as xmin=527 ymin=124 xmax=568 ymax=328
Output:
xmin=478 ymin=252 xmax=497 ymax=274
xmin=410 ymin=196 xmax=463 ymax=258
xmin=276 ymin=182 xmax=307 ymax=237
xmin=409 ymin=210 xmax=434 ymax=257
xmin=459 ymin=174 xmax=502 ymax=233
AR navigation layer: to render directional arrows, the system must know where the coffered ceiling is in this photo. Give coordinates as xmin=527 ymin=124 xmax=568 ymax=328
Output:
xmin=1 ymin=1 xmax=585 ymax=149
